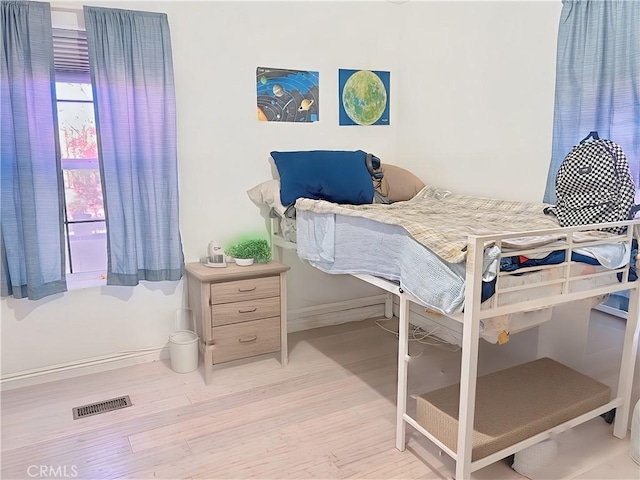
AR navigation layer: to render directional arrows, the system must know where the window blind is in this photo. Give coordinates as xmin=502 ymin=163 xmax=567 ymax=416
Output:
xmin=52 ymin=28 xmax=89 ymax=73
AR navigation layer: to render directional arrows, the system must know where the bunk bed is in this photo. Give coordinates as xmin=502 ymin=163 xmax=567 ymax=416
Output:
xmin=251 ymin=180 xmax=640 ymax=480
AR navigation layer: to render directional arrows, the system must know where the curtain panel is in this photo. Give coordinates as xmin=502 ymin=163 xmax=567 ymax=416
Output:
xmin=1 ymin=1 xmax=67 ymax=300
xmin=544 ymin=0 xmax=640 ymax=204
xmin=84 ymin=6 xmax=184 ymax=286
xmin=544 ymin=0 xmax=640 ymax=311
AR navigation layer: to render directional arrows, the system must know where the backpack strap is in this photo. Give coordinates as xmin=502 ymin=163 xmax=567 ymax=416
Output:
xmin=580 ymin=131 xmax=600 ymax=143
xmin=366 ymin=153 xmax=384 ymax=180
xmin=600 ymin=140 xmax=623 ymax=182
xmin=629 ymin=204 xmax=640 ymax=220
xmin=283 ymin=203 xmax=296 ymax=219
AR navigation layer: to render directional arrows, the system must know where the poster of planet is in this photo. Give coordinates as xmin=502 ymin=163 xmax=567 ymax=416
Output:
xmin=338 ymin=69 xmax=390 ymax=126
xmin=256 ymin=67 xmax=319 ymax=123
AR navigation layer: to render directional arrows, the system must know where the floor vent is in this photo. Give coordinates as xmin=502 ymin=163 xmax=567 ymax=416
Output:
xmin=72 ymin=395 xmax=132 ymax=420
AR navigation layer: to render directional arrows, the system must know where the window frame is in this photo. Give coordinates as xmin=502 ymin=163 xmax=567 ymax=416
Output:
xmin=53 ymin=29 xmax=108 ymax=285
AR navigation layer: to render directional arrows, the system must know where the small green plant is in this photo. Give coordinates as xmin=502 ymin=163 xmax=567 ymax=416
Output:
xmin=225 ymin=238 xmax=272 ymax=263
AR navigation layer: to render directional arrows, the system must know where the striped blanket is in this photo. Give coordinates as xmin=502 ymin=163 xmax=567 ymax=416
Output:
xmin=295 ymin=186 xmax=561 ymax=263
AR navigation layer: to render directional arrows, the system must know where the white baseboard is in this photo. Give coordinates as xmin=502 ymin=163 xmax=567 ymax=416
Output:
xmin=1 ymin=347 xmax=169 ymax=391
xmin=288 ymin=294 xmax=387 ymax=332
xmin=289 ymin=305 xmax=386 ymax=332
xmin=1 ymin=295 xmax=388 ymax=390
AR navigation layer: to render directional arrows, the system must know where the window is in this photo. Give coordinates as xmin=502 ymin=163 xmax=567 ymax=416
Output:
xmin=53 ymin=29 xmax=107 ymax=275
xmin=2 ymin=5 xmax=182 ymax=300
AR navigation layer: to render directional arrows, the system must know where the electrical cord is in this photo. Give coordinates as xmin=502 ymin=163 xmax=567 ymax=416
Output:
xmin=374 ymin=318 xmax=461 ymax=353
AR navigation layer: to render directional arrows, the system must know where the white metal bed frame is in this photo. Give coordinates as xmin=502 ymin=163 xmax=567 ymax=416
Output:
xmin=270 ymin=216 xmax=640 ymax=480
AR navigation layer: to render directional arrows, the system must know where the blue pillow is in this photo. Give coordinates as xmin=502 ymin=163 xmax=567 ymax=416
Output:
xmin=271 ymin=150 xmax=374 ymax=206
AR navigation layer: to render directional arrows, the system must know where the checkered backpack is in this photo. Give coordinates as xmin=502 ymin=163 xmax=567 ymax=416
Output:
xmin=547 ymin=132 xmax=637 ymax=233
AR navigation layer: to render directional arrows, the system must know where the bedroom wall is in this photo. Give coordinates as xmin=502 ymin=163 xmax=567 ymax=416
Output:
xmin=1 ymin=0 xmax=563 ymax=378
xmin=393 ymin=0 xmax=561 ymax=202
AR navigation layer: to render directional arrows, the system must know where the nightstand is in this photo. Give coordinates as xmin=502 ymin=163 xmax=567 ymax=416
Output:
xmin=185 ymin=261 xmax=290 ymax=384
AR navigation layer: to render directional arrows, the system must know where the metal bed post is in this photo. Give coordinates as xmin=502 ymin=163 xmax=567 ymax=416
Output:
xmin=396 ymin=294 xmax=411 ymax=450
xmin=270 ymin=218 xmax=281 ymax=262
xmin=385 ymin=292 xmax=394 ymax=319
xmin=613 ymin=282 xmax=640 ymax=438
xmin=455 ymin=235 xmax=485 ymax=480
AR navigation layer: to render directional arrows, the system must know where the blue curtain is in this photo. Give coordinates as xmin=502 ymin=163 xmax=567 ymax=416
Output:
xmin=1 ymin=1 xmax=67 ymax=300
xmin=544 ymin=0 xmax=640 ymax=204
xmin=84 ymin=6 xmax=184 ymax=286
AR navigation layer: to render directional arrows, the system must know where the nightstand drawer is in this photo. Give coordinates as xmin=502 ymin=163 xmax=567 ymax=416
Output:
xmin=212 ymin=317 xmax=280 ymax=364
xmin=212 ymin=296 xmax=280 ymax=326
xmin=210 ymin=276 xmax=279 ymax=305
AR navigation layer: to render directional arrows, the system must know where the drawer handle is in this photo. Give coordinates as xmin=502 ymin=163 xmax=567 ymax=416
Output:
xmin=239 ymin=307 xmax=258 ymax=314
xmin=238 ymin=287 xmax=257 ymax=292
xmin=238 ymin=335 xmax=258 ymax=343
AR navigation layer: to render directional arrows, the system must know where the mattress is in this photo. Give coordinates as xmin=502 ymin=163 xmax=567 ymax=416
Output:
xmin=415 ymin=357 xmax=611 ymax=461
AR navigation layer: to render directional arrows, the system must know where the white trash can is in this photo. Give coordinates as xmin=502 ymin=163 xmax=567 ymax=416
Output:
xmin=512 ymin=438 xmax=558 ymax=477
xmin=169 ymin=330 xmax=199 ymax=373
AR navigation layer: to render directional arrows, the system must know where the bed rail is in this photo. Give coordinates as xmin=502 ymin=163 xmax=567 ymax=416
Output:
xmin=469 ymin=220 xmax=636 ymax=319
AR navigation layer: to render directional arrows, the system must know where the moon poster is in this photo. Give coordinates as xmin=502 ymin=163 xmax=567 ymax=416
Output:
xmin=256 ymin=67 xmax=319 ymax=122
xmin=338 ymin=69 xmax=390 ymax=126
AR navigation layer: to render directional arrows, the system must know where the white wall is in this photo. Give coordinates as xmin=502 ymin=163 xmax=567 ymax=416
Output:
xmin=394 ymin=1 xmax=561 ymax=202
xmin=1 ymin=0 xmax=562 ymax=376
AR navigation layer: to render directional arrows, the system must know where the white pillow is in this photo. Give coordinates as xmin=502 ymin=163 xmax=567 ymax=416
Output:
xmin=247 ymin=179 xmax=287 ymax=216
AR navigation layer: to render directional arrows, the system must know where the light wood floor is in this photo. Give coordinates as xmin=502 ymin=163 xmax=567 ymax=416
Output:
xmin=2 ymin=314 xmax=639 ymax=480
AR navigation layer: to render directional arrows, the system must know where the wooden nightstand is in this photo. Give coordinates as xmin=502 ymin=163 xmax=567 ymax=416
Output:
xmin=185 ymin=261 xmax=290 ymax=384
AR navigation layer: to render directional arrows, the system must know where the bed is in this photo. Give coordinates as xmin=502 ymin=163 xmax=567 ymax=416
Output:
xmin=248 ymin=159 xmax=640 ymax=479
